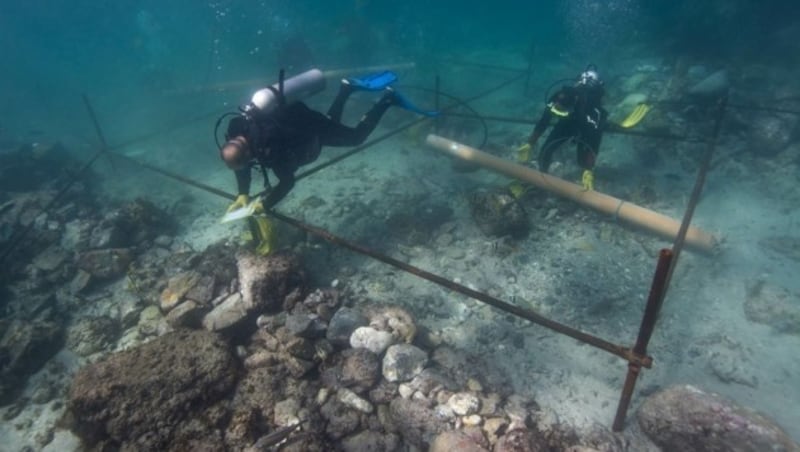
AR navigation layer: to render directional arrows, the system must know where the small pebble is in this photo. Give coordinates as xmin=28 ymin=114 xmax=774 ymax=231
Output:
xmin=462 ymin=414 xmax=482 ymax=426
xmin=466 ymin=378 xmax=483 ymax=392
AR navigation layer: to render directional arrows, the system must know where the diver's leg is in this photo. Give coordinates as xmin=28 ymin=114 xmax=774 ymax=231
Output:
xmin=577 ymin=128 xmax=603 ymax=169
xmin=319 ymin=92 xmax=394 ymax=147
xmin=538 ymin=123 xmax=571 ymax=173
xmin=326 ymin=81 xmax=356 ymax=123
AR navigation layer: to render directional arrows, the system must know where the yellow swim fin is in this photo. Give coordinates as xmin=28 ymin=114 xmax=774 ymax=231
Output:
xmin=620 ymin=103 xmax=651 ymax=128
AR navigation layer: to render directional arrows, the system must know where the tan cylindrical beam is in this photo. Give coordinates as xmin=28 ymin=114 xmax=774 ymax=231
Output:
xmin=425 ymin=134 xmax=718 ymax=253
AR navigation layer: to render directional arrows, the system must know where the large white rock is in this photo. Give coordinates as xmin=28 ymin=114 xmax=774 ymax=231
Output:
xmin=349 ymin=326 xmax=395 ymax=354
xmin=447 ymin=392 xmax=480 ymax=416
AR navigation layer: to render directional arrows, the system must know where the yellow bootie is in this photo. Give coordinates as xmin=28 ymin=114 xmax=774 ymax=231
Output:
xmin=581 ymin=169 xmax=594 ymax=191
xmin=516 ymin=143 xmax=532 ymax=163
xmin=252 ymin=215 xmax=276 ymax=256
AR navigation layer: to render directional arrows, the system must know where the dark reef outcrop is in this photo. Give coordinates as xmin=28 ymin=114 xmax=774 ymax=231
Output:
xmin=66 ymin=329 xmax=238 ymax=450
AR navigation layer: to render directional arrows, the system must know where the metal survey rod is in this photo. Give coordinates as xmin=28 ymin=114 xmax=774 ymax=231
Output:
xmin=612 ymin=248 xmax=673 ymax=431
xmin=440 ymin=112 xmax=703 ymax=142
xmin=269 ymin=208 xmax=649 ymax=366
xmin=439 ymin=58 xmax=528 ymax=73
xmin=164 ymin=62 xmax=417 ymax=96
xmin=425 ymin=134 xmax=718 ymax=253
xmin=322 ymin=62 xmax=416 ymax=78
xmin=294 ymin=72 xmax=526 ymax=183
xmin=611 ymin=96 xmax=728 ymax=431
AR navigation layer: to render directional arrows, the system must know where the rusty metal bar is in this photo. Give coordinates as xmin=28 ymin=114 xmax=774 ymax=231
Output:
xmin=612 ymin=95 xmax=728 ymax=431
xmin=268 ymin=210 xmax=650 ymax=367
xmin=440 ymin=112 xmax=704 ymax=143
xmin=110 ymin=109 xmax=225 ymax=151
xmin=440 ymin=57 xmax=528 ymax=73
xmin=664 ymin=95 xmax=728 ymax=285
xmin=82 ymin=94 xmax=117 ymax=171
xmin=612 ymin=248 xmax=673 ymax=431
xmin=295 ymin=71 xmax=525 ymax=183
xmin=295 ymin=116 xmax=429 ymax=182
xmin=111 ymin=152 xmax=236 ymax=201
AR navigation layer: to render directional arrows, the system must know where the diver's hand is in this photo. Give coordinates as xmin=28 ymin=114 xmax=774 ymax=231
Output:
xmin=516 ymin=143 xmax=532 ymax=163
xmin=251 ymin=198 xmax=265 ymax=215
xmin=227 ymin=194 xmax=249 ymax=213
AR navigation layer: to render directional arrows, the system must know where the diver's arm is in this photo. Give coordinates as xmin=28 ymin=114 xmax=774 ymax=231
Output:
xmin=234 ymin=167 xmax=252 ymax=196
xmin=261 ymin=163 xmax=295 ymax=210
xmin=529 ymin=107 xmax=552 ymax=144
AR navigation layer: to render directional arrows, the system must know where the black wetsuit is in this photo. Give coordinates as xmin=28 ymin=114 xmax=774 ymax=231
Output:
xmin=528 ymin=84 xmax=607 ymax=172
xmin=227 ymin=85 xmax=393 ymax=209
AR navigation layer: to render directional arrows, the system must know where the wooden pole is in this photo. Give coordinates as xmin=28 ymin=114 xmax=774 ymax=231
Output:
xmin=425 ymin=134 xmax=718 ymax=253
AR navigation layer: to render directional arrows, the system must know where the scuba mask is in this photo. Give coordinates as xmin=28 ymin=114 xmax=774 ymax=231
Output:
xmin=578 ymin=64 xmax=602 ymax=87
xmin=579 ymin=70 xmax=599 ymax=86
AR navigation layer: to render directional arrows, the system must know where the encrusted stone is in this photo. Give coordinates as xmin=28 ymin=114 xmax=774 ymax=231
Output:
xmin=382 ymin=344 xmax=428 ymax=383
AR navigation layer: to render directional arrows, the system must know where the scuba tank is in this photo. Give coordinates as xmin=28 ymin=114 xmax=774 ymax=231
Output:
xmin=215 ymin=68 xmax=326 ymax=147
xmin=245 ymin=68 xmax=326 ymax=115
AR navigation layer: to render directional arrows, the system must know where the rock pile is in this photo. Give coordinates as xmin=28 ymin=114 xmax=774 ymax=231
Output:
xmin=65 ymin=248 xmax=619 ymax=451
xmin=0 ymin=149 xmax=181 ymax=411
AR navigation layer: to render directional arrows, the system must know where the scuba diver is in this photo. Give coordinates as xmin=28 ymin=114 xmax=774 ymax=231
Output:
xmin=519 ymin=65 xmax=608 ymax=191
xmin=219 ymin=68 xmax=434 ymax=255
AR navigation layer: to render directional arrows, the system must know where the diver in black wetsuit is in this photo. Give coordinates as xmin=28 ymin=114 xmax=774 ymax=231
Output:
xmin=221 ymin=81 xmax=396 ymax=211
xmin=523 ymin=65 xmax=608 ymax=190
xmin=219 ymin=69 xmax=422 ymax=255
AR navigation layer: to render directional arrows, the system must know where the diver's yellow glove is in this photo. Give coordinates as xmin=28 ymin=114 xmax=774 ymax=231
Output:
xmin=516 ymin=143 xmax=532 ymax=163
xmin=581 ymin=169 xmax=594 ymax=191
xmin=227 ymin=194 xmax=249 ymax=213
xmin=250 ymin=198 xmax=264 ymax=215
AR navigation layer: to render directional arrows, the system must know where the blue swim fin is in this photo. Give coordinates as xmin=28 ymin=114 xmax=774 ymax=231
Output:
xmin=346 ymin=70 xmax=398 ymax=91
xmin=391 ymin=90 xmax=440 ymax=117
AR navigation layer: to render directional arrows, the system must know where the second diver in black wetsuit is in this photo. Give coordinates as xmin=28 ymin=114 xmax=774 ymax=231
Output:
xmin=521 ymin=65 xmax=608 ymax=190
